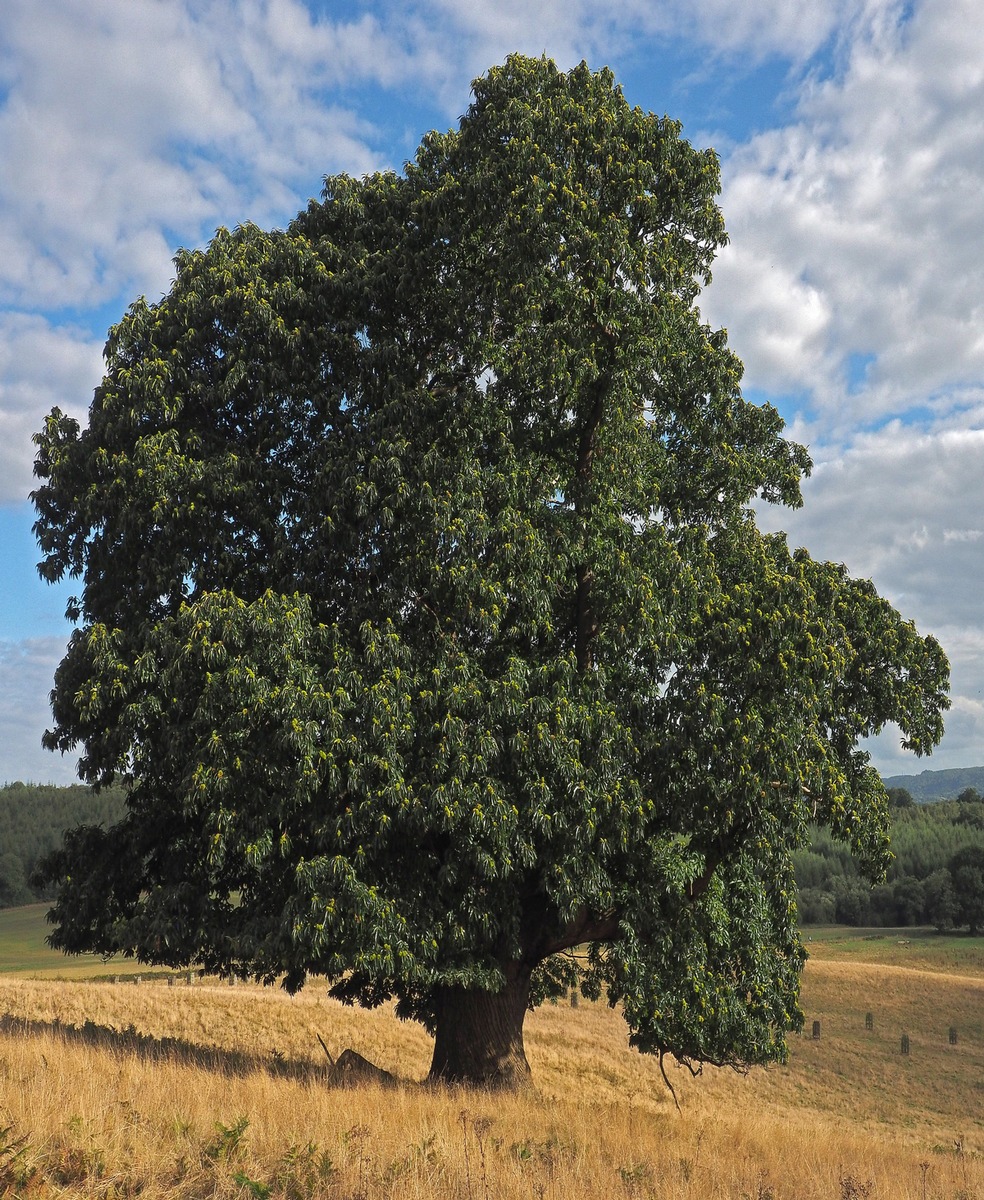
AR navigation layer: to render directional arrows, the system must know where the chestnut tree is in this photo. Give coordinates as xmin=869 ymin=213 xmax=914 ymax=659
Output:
xmin=33 ymin=56 xmax=948 ymax=1089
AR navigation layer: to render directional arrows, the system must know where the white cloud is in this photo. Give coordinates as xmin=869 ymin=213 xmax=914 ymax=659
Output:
xmin=870 ymin=666 xmax=984 ymax=778
xmin=0 ymin=0 xmax=397 ymax=312
xmin=420 ymin=0 xmax=865 ymax=75
xmin=0 ymin=314 xmax=103 ymax=505
xmin=620 ymin=0 xmax=861 ymax=61
xmin=0 ymin=636 xmax=78 ymax=785
xmin=763 ymin=426 xmax=984 ymax=626
xmin=370 ymin=0 xmax=882 ymax=129
xmin=0 ymin=0 xmax=416 ymax=510
xmin=707 ymin=0 xmax=984 ymax=431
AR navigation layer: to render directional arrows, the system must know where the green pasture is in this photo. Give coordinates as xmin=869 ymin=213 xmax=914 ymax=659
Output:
xmin=0 ymin=903 xmax=139 ymax=978
xmin=805 ymin=924 xmax=984 ymax=976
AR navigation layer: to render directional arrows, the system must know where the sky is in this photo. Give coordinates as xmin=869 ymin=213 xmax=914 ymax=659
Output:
xmin=1 ymin=0 xmax=982 ymax=785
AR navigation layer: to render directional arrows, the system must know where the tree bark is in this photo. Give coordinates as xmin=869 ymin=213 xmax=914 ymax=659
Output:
xmin=428 ymin=964 xmax=534 ymax=1090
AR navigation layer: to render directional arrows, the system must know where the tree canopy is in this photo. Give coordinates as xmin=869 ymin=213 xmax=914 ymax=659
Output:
xmin=32 ymin=55 xmax=949 ymax=1089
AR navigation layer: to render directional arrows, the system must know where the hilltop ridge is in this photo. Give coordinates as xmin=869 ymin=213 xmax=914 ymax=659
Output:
xmin=881 ymin=764 xmax=984 ymax=802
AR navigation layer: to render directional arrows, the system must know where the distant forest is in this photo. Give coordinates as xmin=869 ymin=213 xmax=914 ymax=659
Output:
xmin=0 ymin=781 xmax=126 ymax=907
xmin=795 ymin=787 xmax=984 ymax=928
xmin=5 ymin=780 xmax=984 ymax=927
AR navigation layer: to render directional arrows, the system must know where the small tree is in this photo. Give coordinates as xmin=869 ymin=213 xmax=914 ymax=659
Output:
xmin=949 ymin=847 xmax=984 ymax=935
xmin=887 ymin=787 xmax=915 ymax=809
xmin=0 ymin=853 xmax=31 ymax=908
xmin=923 ymin=868 xmax=958 ymax=931
xmin=796 ymin=888 xmax=836 ymax=925
xmin=834 ymin=882 xmax=873 ymax=928
xmin=892 ymin=875 xmax=924 ymax=926
xmin=32 ymin=56 xmax=948 ymax=1089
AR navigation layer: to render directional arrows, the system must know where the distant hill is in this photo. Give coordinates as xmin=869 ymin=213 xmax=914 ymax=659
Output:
xmin=881 ymin=765 xmax=984 ymax=803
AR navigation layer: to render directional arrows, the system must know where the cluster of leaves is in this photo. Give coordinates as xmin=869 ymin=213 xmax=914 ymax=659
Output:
xmin=0 ymin=783 xmax=126 ymax=908
xmin=795 ymin=789 xmax=984 ymax=929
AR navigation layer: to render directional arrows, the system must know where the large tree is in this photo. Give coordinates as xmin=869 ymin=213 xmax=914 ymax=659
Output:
xmin=33 ymin=56 xmax=948 ymax=1089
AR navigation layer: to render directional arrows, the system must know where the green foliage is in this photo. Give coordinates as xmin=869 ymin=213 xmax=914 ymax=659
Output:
xmin=892 ymin=802 xmax=984 ymax=876
xmin=274 ymin=1143 xmax=338 ymax=1199
xmin=794 ymin=798 xmax=984 ymax=929
xmin=31 ymin=55 xmax=948 ymax=1082
xmin=949 ymin=846 xmax=984 ymax=935
xmin=0 ymin=783 xmax=125 ymax=908
xmin=886 ymin=787 xmax=915 ymax=808
xmin=231 ymin=1173 xmax=271 ymax=1200
xmin=923 ymin=869 xmax=958 ymax=931
xmin=0 ymin=1122 xmax=34 ymax=1191
xmin=205 ymin=1118 xmax=250 ymax=1163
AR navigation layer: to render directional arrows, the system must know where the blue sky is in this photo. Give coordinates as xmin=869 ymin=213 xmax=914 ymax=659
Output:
xmin=2 ymin=0 xmax=982 ymax=784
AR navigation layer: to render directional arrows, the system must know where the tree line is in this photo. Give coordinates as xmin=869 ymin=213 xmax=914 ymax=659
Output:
xmin=794 ymin=788 xmax=984 ymax=929
xmin=0 ymin=782 xmax=126 ymax=907
xmin=6 ymin=778 xmax=983 ymax=932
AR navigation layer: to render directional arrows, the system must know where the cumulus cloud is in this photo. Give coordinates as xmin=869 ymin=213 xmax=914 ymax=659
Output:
xmin=695 ymin=0 xmax=984 ymax=772
xmin=0 ymin=636 xmax=77 ymax=785
xmin=706 ymin=0 xmax=984 ymax=431
xmin=0 ymin=314 xmax=102 ymax=505
xmin=761 ymin=426 xmax=984 ymax=625
xmin=420 ymin=0 xmax=865 ymax=79
xmin=354 ymin=0 xmax=879 ymax=127
xmin=0 ymin=0 xmax=396 ymax=312
xmin=0 ymin=0 xmax=420 ymax=513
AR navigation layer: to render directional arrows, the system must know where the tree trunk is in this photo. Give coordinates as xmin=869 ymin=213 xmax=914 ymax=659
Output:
xmin=428 ymin=965 xmax=533 ymax=1090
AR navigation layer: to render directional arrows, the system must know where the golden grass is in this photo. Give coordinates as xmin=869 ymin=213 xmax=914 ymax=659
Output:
xmin=0 ymin=963 xmax=982 ymax=1198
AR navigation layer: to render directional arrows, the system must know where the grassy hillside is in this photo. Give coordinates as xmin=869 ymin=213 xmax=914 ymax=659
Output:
xmin=805 ymin=923 xmax=984 ymax=973
xmin=0 ymin=903 xmax=146 ymax=977
xmin=0 ymin=902 xmax=76 ymax=974
xmin=0 ymin=926 xmax=983 ymax=1197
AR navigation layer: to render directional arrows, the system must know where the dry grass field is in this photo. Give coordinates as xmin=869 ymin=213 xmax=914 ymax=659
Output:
xmin=0 ymin=937 xmax=983 ymax=1200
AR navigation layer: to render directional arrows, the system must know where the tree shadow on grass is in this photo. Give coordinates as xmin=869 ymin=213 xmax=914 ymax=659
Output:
xmin=0 ymin=1011 xmax=330 ymax=1083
